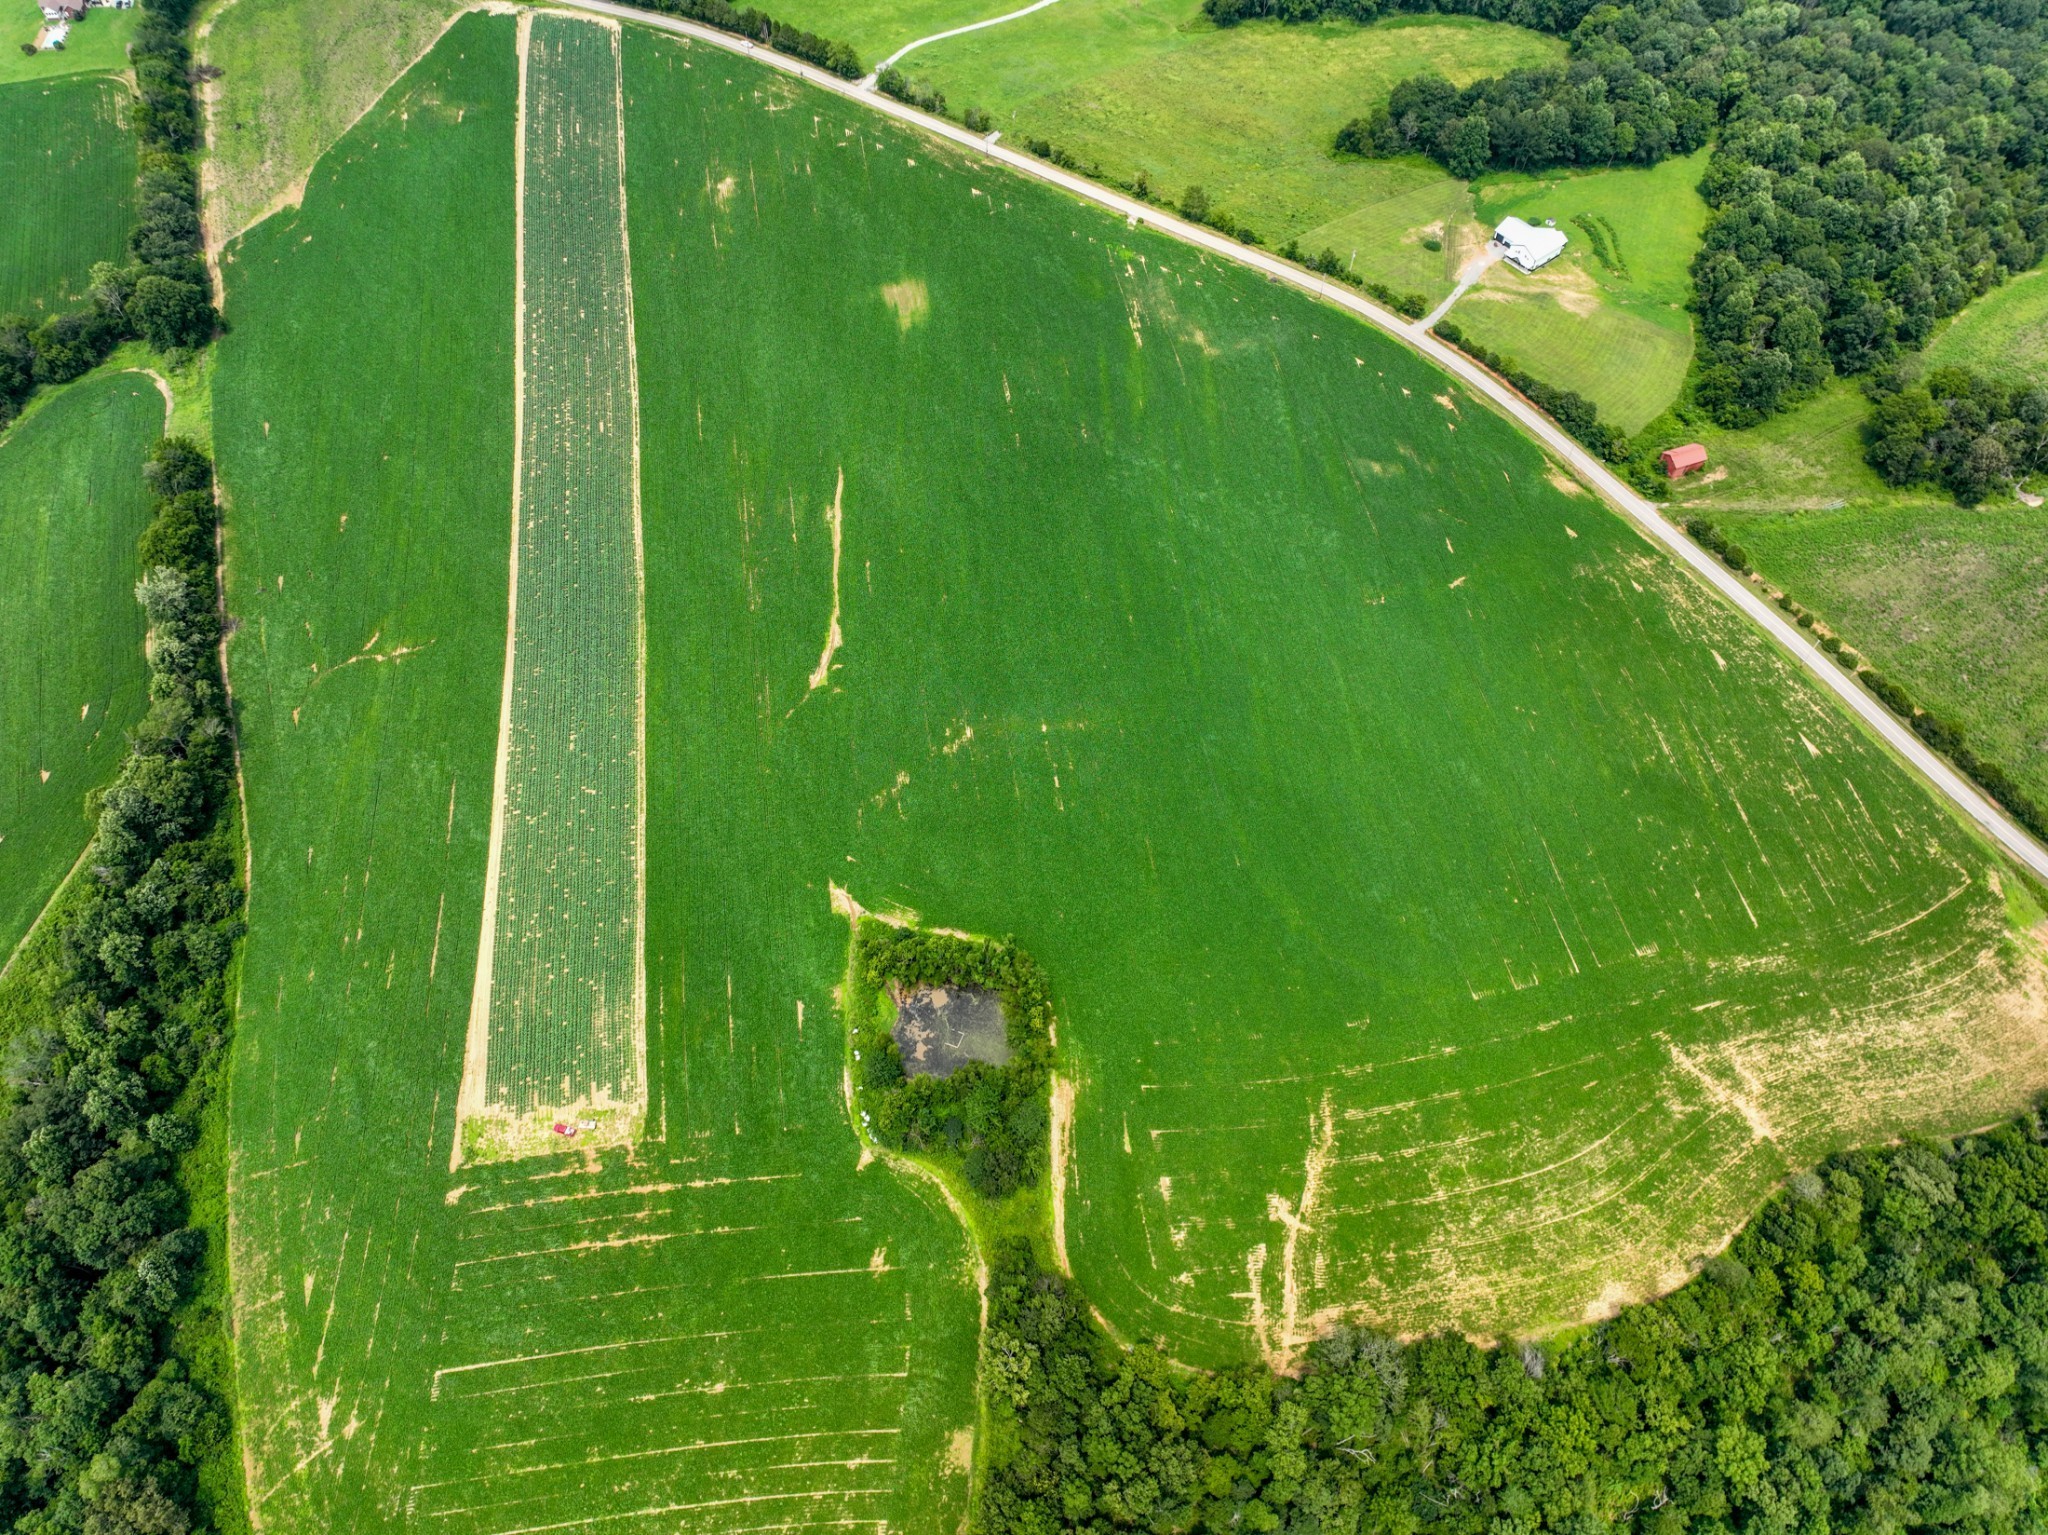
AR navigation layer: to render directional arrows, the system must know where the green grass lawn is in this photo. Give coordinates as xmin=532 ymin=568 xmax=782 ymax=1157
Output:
xmin=1720 ymin=502 xmax=2048 ymax=811
xmin=0 ymin=74 xmax=136 ymax=314
xmin=1922 ymin=266 xmax=2048 ymax=385
xmin=0 ymin=0 xmax=139 ymax=84
xmin=1441 ymin=151 xmax=1709 ymax=432
xmin=0 ymin=368 xmax=161 ymax=967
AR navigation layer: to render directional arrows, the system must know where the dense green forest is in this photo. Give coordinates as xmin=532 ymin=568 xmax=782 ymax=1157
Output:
xmin=1225 ymin=0 xmax=2048 ymax=429
xmin=984 ymin=1114 xmax=2048 ymax=1534
xmin=1864 ymin=364 xmax=2048 ymax=501
xmin=0 ymin=440 xmax=241 ymax=1535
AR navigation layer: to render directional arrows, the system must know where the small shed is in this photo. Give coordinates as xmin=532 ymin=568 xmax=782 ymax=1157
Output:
xmin=1660 ymin=443 xmax=1708 ymax=479
xmin=1493 ymin=217 xmax=1568 ymax=274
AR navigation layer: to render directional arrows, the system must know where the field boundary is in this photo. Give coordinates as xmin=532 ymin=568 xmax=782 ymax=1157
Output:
xmin=452 ymin=8 xmax=533 ymax=1170
xmin=614 ymin=10 xmax=651 ymax=1140
xmin=546 ymin=0 xmax=2048 ymax=886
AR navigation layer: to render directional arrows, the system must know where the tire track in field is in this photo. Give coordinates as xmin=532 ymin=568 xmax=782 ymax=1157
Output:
xmin=457 ymin=9 xmax=648 ymax=1166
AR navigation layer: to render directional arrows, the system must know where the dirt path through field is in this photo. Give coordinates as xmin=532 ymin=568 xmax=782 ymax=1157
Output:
xmin=867 ymin=0 xmax=1062 ymax=80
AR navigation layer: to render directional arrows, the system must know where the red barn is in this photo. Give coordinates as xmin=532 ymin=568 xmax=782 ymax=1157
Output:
xmin=1661 ymin=443 xmax=1708 ymax=479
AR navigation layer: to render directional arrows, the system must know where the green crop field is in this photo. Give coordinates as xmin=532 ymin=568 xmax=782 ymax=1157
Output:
xmin=217 ymin=18 xmax=977 ymax=1533
xmin=1922 ymin=266 xmax=2048 ymax=384
xmin=218 ymin=12 xmax=2048 ymax=1528
xmin=459 ymin=12 xmax=647 ymax=1163
xmin=1440 ymin=151 xmax=1709 ymax=431
xmin=0 ymin=75 xmax=137 ymax=314
xmin=0 ymin=369 xmax=163 ymax=967
xmin=0 ymin=0 xmax=140 ymax=84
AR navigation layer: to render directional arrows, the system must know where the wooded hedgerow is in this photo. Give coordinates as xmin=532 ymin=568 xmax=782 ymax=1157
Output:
xmin=0 ymin=441 xmax=241 ymax=1535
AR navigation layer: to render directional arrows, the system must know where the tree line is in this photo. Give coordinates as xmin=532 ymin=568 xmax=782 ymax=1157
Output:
xmin=982 ymin=1114 xmax=2048 ymax=1534
xmin=0 ymin=439 xmax=242 ymax=1535
xmin=621 ymin=0 xmax=862 ymax=77
xmin=0 ymin=0 xmax=215 ymax=428
xmin=1222 ymin=0 xmax=2048 ymax=432
xmin=1432 ymin=319 xmax=1629 ymax=458
xmin=848 ymin=921 xmax=1053 ymax=1202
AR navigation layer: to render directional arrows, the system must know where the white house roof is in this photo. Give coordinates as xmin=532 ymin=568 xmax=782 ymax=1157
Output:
xmin=1494 ymin=216 xmax=1568 ymax=273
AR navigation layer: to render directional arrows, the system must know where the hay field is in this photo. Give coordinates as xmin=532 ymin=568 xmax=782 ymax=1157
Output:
xmin=216 ymin=17 xmax=977 ymax=1532
xmin=197 ymin=0 xmax=470 ymax=241
xmin=0 ymin=75 xmax=137 ymax=313
xmin=458 ymin=11 xmax=647 ymax=1164
xmin=619 ymin=28 xmax=2048 ymax=1363
xmin=892 ymin=3 xmax=1560 ymax=247
xmin=0 ymin=371 xmax=161 ymax=965
xmin=1722 ymin=504 xmax=2048 ymax=811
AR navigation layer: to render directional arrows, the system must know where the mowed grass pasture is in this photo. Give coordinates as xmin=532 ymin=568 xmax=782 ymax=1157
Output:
xmin=0 ymin=75 xmax=136 ymax=314
xmin=888 ymin=2 xmax=1560 ymax=245
xmin=1670 ymin=379 xmax=2048 ymax=823
xmin=1719 ymin=503 xmax=2048 ymax=811
xmin=218 ymin=14 xmax=2048 ymax=1530
xmin=217 ymin=17 xmax=977 ymax=1533
xmin=0 ymin=370 xmax=162 ymax=965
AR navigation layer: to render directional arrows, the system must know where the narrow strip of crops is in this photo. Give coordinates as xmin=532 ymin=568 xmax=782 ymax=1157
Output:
xmin=460 ymin=10 xmax=647 ymax=1162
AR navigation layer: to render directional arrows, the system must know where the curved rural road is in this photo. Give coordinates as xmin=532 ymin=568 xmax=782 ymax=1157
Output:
xmin=562 ymin=0 xmax=2048 ymax=885
xmin=869 ymin=0 xmax=1060 ymax=77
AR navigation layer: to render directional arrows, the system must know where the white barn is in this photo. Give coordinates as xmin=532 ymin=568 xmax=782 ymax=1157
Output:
xmin=1493 ymin=216 xmax=1568 ymax=274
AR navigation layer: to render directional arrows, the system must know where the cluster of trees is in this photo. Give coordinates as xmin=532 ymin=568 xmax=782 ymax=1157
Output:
xmin=1433 ymin=319 xmax=1628 ymax=457
xmin=1284 ymin=0 xmax=2048 ymax=426
xmin=1865 ymin=365 xmax=2048 ymax=504
xmin=0 ymin=0 xmax=215 ymax=427
xmin=1337 ymin=61 xmax=1713 ymax=177
xmin=876 ymin=66 xmax=949 ymax=116
xmin=983 ymin=1114 xmax=2048 ymax=1534
xmin=0 ymin=439 xmax=242 ymax=1535
xmin=849 ymin=922 xmax=1053 ymax=1201
xmin=628 ymin=0 xmax=862 ymax=77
